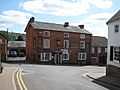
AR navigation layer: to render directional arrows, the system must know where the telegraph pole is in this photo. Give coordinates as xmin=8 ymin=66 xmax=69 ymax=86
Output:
xmin=7 ymin=28 xmax=8 ymax=42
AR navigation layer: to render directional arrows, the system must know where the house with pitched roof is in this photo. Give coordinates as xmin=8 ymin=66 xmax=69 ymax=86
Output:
xmin=0 ymin=33 xmax=8 ymax=61
xmin=25 ymin=17 xmax=92 ymax=65
xmin=91 ymin=36 xmax=107 ymax=65
xmin=106 ymin=10 xmax=120 ymax=78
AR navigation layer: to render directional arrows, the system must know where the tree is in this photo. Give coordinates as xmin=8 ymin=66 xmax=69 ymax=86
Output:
xmin=16 ymin=36 xmax=23 ymax=41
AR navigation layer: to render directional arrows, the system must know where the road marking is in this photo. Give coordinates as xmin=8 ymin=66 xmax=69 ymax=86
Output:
xmin=16 ymin=69 xmax=23 ymax=90
xmin=13 ymin=68 xmax=18 ymax=90
xmin=16 ymin=69 xmax=28 ymax=90
xmin=22 ymin=69 xmax=35 ymax=75
xmin=19 ymin=69 xmax=28 ymax=90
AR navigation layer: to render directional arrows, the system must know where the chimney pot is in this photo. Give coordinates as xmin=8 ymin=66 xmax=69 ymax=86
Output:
xmin=29 ymin=17 xmax=35 ymax=22
xmin=64 ymin=22 xmax=69 ymax=27
xmin=79 ymin=25 xmax=84 ymax=29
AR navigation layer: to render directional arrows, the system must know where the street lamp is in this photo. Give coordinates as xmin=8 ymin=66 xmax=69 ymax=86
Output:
xmin=0 ymin=43 xmax=1 ymax=62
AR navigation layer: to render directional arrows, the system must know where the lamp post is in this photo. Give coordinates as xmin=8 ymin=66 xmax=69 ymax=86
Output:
xmin=0 ymin=43 xmax=1 ymax=62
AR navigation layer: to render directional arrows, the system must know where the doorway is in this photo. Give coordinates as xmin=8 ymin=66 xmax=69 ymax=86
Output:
xmin=55 ymin=54 xmax=62 ymax=64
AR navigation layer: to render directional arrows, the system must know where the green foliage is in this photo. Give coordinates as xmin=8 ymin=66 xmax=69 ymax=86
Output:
xmin=16 ymin=36 xmax=24 ymax=41
xmin=0 ymin=31 xmax=26 ymax=41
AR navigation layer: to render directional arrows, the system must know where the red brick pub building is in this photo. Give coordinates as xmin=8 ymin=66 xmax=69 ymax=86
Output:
xmin=25 ymin=17 xmax=92 ymax=65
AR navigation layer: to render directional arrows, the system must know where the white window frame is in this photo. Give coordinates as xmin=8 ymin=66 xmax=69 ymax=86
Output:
xmin=41 ymin=53 xmax=51 ymax=61
xmin=78 ymin=53 xmax=86 ymax=60
xmin=43 ymin=31 xmax=50 ymax=37
xmin=62 ymin=53 xmax=69 ymax=60
xmin=64 ymin=40 xmax=69 ymax=48
xmin=98 ymin=47 xmax=101 ymax=53
xmin=80 ymin=34 xmax=85 ymax=39
xmin=43 ymin=39 xmax=50 ymax=49
xmin=64 ymin=33 xmax=69 ymax=38
xmin=114 ymin=25 xmax=119 ymax=32
xmin=105 ymin=47 xmax=107 ymax=53
xmin=113 ymin=46 xmax=120 ymax=63
xmin=92 ymin=47 xmax=95 ymax=53
xmin=80 ymin=41 xmax=85 ymax=49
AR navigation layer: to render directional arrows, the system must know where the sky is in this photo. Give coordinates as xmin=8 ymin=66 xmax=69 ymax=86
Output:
xmin=0 ymin=0 xmax=120 ymax=37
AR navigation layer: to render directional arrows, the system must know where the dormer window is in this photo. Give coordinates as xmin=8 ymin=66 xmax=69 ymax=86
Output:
xmin=64 ymin=33 xmax=69 ymax=38
xmin=43 ymin=31 xmax=50 ymax=37
xmin=114 ymin=25 xmax=119 ymax=32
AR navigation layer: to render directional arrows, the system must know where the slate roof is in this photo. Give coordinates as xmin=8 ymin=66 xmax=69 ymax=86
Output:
xmin=92 ymin=36 xmax=107 ymax=47
xmin=30 ymin=21 xmax=91 ymax=34
xmin=106 ymin=10 xmax=120 ymax=24
xmin=8 ymin=41 xmax=26 ymax=48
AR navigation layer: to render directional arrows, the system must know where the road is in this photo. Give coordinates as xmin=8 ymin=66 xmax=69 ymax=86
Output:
xmin=3 ymin=62 xmax=120 ymax=90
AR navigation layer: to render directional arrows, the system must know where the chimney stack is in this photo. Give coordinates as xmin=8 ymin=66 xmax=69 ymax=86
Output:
xmin=64 ymin=22 xmax=69 ymax=27
xmin=29 ymin=17 xmax=35 ymax=22
xmin=79 ymin=25 xmax=84 ymax=29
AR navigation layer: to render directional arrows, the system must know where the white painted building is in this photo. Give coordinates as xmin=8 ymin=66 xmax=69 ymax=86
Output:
xmin=106 ymin=10 xmax=120 ymax=78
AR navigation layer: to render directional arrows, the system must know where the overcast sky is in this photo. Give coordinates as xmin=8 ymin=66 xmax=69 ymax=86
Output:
xmin=0 ymin=0 xmax=120 ymax=37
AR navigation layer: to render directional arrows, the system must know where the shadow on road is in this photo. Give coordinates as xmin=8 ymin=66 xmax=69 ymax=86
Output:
xmin=91 ymin=76 xmax=120 ymax=90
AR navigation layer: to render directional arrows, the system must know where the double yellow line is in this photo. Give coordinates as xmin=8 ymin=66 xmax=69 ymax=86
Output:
xmin=16 ymin=69 xmax=28 ymax=90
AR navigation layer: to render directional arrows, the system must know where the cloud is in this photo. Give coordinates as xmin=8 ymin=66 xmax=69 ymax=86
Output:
xmin=72 ymin=12 xmax=113 ymax=37
xmin=19 ymin=0 xmax=25 ymax=7
xmin=21 ymin=0 xmax=89 ymax=16
xmin=0 ymin=10 xmax=33 ymax=24
xmin=0 ymin=10 xmax=33 ymax=29
xmin=20 ymin=0 xmax=113 ymax=16
xmin=85 ymin=13 xmax=113 ymax=37
xmin=81 ymin=13 xmax=113 ymax=25
xmin=90 ymin=0 xmax=113 ymax=9
xmin=86 ymin=25 xmax=108 ymax=37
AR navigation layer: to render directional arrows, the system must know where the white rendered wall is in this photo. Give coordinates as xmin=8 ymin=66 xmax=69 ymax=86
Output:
xmin=107 ymin=19 xmax=120 ymax=67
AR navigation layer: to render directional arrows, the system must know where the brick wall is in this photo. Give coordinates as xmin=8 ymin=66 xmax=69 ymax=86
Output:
xmin=26 ymin=26 xmax=35 ymax=61
xmin=26 ymin=26 xmax=91 ymax=64
xmin=0 ymin=35 xmax=8 ymax=61
xmin=91 ymin=46 xmax=107 ymax=65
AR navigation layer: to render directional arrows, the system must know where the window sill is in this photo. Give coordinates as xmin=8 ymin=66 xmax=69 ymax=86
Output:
xmin=78 ymin=59 xmax=86 ymax=61
xmin=63 ymin=59 xmax=69 ymax=60
xmin=41 ymin=60 xmax=49 ymax=61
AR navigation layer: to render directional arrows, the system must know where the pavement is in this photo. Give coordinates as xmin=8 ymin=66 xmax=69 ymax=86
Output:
xmin=0 ymin=65 xmax=120 ymax=90
xmin=86 ymin=73 xmax=120 ymax=88
xmin=0 ymin=67 xmax=18 ymax=90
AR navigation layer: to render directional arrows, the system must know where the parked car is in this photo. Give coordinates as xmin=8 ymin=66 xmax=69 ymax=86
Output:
xmin=10 ymin=51 xmax=17 ymax=57
xmin=18 ymin=52 xmax=25 ymax=57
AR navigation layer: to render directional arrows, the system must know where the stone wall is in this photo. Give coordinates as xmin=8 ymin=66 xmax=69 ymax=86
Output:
xmin=106 ymin=64 xmax=120 ymax=78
